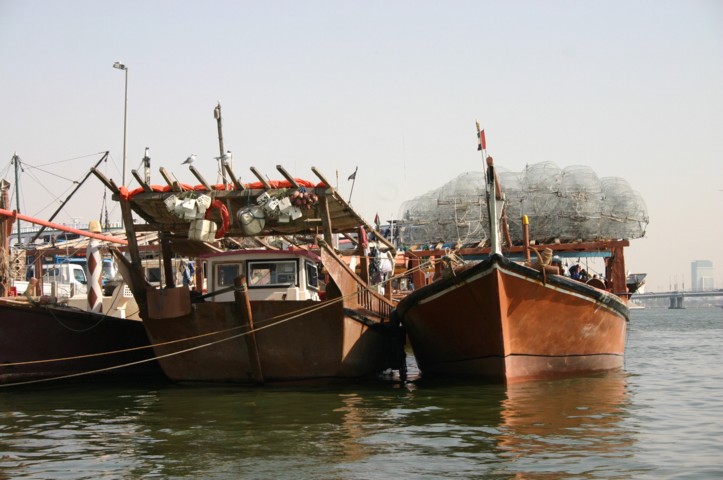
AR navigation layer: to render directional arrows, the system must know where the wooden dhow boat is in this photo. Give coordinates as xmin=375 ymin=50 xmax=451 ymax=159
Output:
xmin=92 ymin=163 xmax=405 ymax=384
xmin=394 ymin=152 xmax=631 ymax=383
xmin=0 ymin=180 xmax=162 ymax=386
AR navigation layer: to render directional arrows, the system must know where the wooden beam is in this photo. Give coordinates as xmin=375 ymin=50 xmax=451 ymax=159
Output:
xmin=407 ymin=252 xmax=425 ymax=290
xmin=224 ymin=162 xmax=244 ymax=190
xmin=159 ymin=167 xmax=182 ymax=192
xmin=311 ymin=166 xmax=334 ymax=190
xmin=159 ymin=167 xmax=173 ymax=188
xmin=131 ymin=169 xmax=153 ymax=193
xmin=233 ymin=276 xmax=264 ymax=384
xmin=91 ymin=167 xmax=119 ymax=194
xmin=249 ymin=167 xmax=272 ymax=189
xmin=318 ymin=194 xmax=334 ymax=246
xmin=357 ymin=225 xmax=369 ymax=284
xmin=161 ymin=233 xmax=175 ymax=289
xmin=189 ymin=165 xmax=212 ymax=191
xmin=326 ymin=189 xmax=396 ymax=254
xmin=119 ymin=198 xmax=142 ymax=269
xmin=276 ymin=165 xmax=300 ymax=188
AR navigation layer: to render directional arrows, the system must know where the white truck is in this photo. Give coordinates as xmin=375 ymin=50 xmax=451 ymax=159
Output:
xmin=13 ymin=263 xmax=89 ymax=297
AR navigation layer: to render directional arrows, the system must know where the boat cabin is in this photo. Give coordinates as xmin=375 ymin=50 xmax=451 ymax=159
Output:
xmin=203 ymin=249 xmax=322 ymax=302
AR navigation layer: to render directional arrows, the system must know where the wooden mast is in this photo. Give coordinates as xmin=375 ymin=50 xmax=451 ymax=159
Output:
xmin=0 ymin=180 xmax=11 ymax=296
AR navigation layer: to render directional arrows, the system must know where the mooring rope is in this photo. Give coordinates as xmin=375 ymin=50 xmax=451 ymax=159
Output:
xmin=0 ymin=259 xmax=432 ymax=387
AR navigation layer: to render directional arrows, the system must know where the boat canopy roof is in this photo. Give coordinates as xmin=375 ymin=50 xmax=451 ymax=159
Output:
xmin=94 ymin=165 xmax=392 ymax=253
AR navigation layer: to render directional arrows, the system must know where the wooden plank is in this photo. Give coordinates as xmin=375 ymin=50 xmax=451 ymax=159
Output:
xmin=318 ymin=193 xmax=334 ymax=246
xmin=131 ymin=169 xmax=153 ymax=192
xmin=119 ymin=198 xmax=142 ymax=270
xmin=161 ymin=233 xmax=176 ymax=289
xmin=91 ymin=167 xmax=120 ymax=194
xmin=249 ymin=167 xmax=272 ymax=189
xmin=159 ymin=167 xmax=182 ymax=192
xmin=224 ymin=162 xmax=244 ymax=190
xmin=326 ymin=189 xmax=396 ymax=254
xmin=311 ymin=166 xmax=334 ymax=189
xmin=276 ymin=165 xmax=300 ymax=188
xmin=189 ymin=165 xmax=212 ymax=190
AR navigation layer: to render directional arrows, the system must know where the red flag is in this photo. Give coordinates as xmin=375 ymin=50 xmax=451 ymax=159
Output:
xmin=374 ymin=213 xmax=380 ymax=227
xmin=477 ymin=128 xmax=486 ymax=151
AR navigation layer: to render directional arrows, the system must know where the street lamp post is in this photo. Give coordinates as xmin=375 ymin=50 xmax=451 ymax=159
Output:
xmin=113 ymin=61 xmax=128 ymax=187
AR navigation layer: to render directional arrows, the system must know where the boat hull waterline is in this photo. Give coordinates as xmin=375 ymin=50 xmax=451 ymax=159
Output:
xmin=0 ymin=301 xmax=163 ymax=384
xmin=142 ymin=297 xmax=396 ymax=384
xmin=121 ymin=245 xmax=404 ymax=385
xmin=395 ymin=254 xmax=629 ymax=383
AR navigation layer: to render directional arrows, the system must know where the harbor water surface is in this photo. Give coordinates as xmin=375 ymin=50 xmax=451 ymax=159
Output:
xmin=1 ymin=308 xmax=721 ymax=479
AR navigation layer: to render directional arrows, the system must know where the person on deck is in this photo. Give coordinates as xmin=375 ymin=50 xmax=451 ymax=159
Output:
xmin=569 ymin=264 xmax=581 ymax=280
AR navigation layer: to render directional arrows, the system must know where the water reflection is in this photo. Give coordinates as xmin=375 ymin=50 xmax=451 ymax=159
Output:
xmin=0 ymin=372 xmax=639 ymax=479
xmin=495 ymin=371 xmax=636 ymax=479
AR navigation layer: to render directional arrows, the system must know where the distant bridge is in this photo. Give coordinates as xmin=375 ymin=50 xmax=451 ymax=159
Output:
xmin=633 ymin=290 xmax=723 ymax=309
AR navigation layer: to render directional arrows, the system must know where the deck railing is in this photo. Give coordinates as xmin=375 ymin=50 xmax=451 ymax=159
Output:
xmin=356 ymin=285 xmax=392 ymax=321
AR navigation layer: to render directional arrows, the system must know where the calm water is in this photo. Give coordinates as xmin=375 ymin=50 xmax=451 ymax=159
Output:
xmin=1 ymin=308 xmax=722 ymax=479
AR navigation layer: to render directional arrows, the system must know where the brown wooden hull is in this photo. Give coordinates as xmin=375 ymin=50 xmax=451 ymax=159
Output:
xmin=0 ymin=300 xmax=163 ymax=385
xmin=395 ymin=254 xmax=629 ymax=383
xmin=142 ymin=298 xmax=399 ymax=383
xmin=139 ymin=246 xmax=403 ymax=384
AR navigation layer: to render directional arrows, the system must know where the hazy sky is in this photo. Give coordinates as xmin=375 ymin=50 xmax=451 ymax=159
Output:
xmin=1 ymin=0 xmax=721 ymax=291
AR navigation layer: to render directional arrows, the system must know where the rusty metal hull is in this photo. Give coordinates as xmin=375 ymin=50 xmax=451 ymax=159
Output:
xmin=395 ymin=254 xmax=629 ymax=383
xmin=0 ymin=301 xmax=163 ymax=384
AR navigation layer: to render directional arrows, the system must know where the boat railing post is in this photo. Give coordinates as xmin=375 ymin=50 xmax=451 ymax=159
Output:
xmin=409 ymin=253 xmax=424 ymax=290
xmin=385 ymin=278 xmax=392 ymax=301
xmin=34 ymin=255 xmax=43 ymax=296
xmin=522 ymin=215 xmax=531 ymax=263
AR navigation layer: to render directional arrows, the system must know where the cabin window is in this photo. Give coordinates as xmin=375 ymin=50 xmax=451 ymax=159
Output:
xmin=101 ymin=262 xmax=114 ymax=281
xmin=305 ymin=261 xmax=319 ymax=290
xmin=216 ymin=263 xmax=242 ymax=287
xmin=247 ymin=260 xmax=297 ymax=287
xmin=73 ymin=268 xmax=87 ymax=284
xmin=45 ymin=268 xmax=59 ymax=279
xmin=147 ymin=267 xmax=162 ymax=284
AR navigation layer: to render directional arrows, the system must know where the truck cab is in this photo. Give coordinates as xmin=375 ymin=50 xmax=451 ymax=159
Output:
xmin=41 ymin=263 xmax=88 ymax=296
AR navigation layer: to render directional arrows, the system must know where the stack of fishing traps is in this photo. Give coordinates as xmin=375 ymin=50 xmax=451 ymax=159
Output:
xmin=397 ymin=161 xmax=649 ymax=247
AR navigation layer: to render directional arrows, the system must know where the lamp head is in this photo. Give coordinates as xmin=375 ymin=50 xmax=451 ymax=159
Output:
xmin=113 ymin=61 xmax=126 ymax=70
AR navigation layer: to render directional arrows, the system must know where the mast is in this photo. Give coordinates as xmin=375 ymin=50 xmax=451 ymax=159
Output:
xmin=11 ymin=154 xmax=21 ymax=246
xmin=486 ymin=156 xmax=502 ymax=255
xmin=0 ymin=179 xmax=10 ymax=296
xmin=475 ymin=124 xmax=507 ymax=255
xmin=29 ymin=152 xmax=109 ymax=244
xmin=214 ymin=102 xmax=225 ymax=158
xmin=143 ymin=147 xmax=151 ymax=184
xmin=214 ymin=102 xmax=231 ymax=186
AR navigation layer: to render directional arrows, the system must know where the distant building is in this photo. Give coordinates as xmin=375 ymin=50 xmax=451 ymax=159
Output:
xmin=691 ymin=260 xmax=714 ymax=291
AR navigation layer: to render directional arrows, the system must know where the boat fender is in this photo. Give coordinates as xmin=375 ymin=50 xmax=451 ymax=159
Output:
xmin=237 ymin=206 xmax=266 ymax=235
xmin=205 ymin=199 xmax=230 ymax=239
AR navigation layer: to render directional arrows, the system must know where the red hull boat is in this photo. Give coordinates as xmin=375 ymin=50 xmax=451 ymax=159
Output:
xmin=395 ymin=253 xmax=628 ymax=383
xmin=395 ymin=148 xmax=632 ymax=383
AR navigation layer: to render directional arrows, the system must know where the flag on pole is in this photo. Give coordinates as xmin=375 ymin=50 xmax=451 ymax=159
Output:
xmin=374 ymin=213 xmax=380 ymax=228
xmin=476 ymin=122 xmax=486 ymax=151
xmin=348 ymin=166 xmax=358 ymax=181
